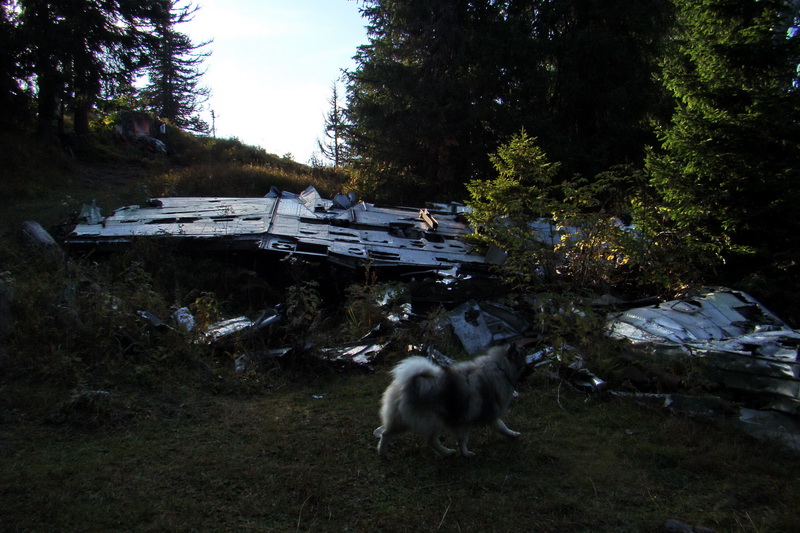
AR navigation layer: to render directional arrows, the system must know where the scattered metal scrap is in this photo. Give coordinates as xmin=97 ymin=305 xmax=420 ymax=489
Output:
xmin=609 ymin=391 xmax=800 ymax=452
xmin=200 ymin=309 xmax=283 ymax=345
xmin=80 ymin=197 xmax=798 ymax=448
xmin=64 ymin=186 xmax=487 ymax=274
xmin=448 ymin=300 xmax=531 ymax=355
xmin=665 ymin=518 xmax=715 ymax=533
xmin=321 ymin=343 xmax=388 ymax=367
xmin=441 ymin=287 xmax=800 ymax=449
xmin=137 ymin=306 xmax=282 ymax=343
xmin=606 ymin=287 xmax=800 ymax=415
xmin=21 ymin=220 xmax=63 ymax=258
xmin=137 ymin=305 xmax=389 ymax=370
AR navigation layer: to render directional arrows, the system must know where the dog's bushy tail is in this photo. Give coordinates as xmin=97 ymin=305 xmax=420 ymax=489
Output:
xmin=392 ymin=356 xmax=444 ymax=403
xmin=391 ymin=356 xmax=439 ymax=379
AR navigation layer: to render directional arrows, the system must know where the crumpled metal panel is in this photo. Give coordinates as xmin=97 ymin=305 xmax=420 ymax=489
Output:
xmin=449 ymin=300 xmax=531 ymax=355
xmin=65 ymin=186 xmax=486 ymax=272
xmin=607 ymin=287 xmax=800 ymax=414
xmin=321 ymin=343 xmax=387 ymax=366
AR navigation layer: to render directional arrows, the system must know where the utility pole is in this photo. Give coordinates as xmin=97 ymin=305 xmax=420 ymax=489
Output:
xmin=210 ymin=109 xmax=218 ymax=138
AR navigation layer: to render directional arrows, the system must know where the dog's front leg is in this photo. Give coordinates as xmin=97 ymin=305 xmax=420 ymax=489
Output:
xmin=492 ymin=418 xmax=521 ymax=439
xmin=376 ymin=431 xmax=392 ymax=456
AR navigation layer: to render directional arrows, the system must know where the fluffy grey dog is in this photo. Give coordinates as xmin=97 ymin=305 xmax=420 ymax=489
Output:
xmin=375 ymin=344 xmax=527 ymax=457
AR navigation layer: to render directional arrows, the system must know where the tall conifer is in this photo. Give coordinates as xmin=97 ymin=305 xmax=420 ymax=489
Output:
xmin=645 ymin=0 xmax=800 ymax=273
xmin=317 ymin=80 xmax=349 ymax=168
xmin=15 ymin=0 xmax=163 ymax=142
xmin=140 ymin=0 xmax=210 ymax=133
xmin=346 ymin=0 xmax=670 ymax=202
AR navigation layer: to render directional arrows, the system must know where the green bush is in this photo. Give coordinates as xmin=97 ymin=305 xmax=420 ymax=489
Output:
xmin=467 ymin=131 xmax=640 ymax=295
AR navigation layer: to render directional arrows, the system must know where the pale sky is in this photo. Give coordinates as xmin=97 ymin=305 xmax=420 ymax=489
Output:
xmin=184 ymin=0 xmax=368 ymax=164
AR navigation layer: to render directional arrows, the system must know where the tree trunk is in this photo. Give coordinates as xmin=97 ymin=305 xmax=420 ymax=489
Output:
xmin=35 ymin=70 xmax=57 ymax=145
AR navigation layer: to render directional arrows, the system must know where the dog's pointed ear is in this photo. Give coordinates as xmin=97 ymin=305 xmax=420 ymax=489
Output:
xmin=506 ymin=343 xmax=518 ymax=358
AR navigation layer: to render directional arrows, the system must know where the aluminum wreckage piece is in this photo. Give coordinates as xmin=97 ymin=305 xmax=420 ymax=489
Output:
xmin=64 ymin=186 xmax=486 ymax=273
xmin=607 ymin=287 xmax=800 ymax=415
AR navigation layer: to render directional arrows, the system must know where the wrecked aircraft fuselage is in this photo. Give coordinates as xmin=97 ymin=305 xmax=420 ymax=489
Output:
xmin=64 ymin=187 xmax=487 ymax=273
xmin=607 ymin=287 xmax=800 ymax=415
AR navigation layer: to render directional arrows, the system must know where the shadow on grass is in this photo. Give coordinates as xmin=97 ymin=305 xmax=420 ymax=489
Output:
xmin=2 ymin=371 xmax=799 ymax=532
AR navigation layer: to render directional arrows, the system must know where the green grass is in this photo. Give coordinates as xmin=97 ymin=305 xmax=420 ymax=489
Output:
xmin=0 ymin=127 xmax=347 ymax=231
xmin=146 ymin=160 xmax=345 ymax=200
xmin=3 ymin=372 xmax=799 ymax=532
xmin=2 ymin=128 xmax=799 ymax=533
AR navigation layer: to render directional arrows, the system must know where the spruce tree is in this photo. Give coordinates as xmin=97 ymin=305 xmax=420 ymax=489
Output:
xmin=61 ymin=0 xmax=132 ymax=137
xmin=346 ymin=0 xmax=525 ymax=202
xmin=140 ymin=0 xmax=210 ymax=133
xmin=346 ymin=0 xmax=671 ymax=202
xmin=17 ymin=0 xmax=65 ymax=143
xmin=536 ymin=0 xmax=673 ymax=177
xmin=15 ymin=0 xmax=163 ymax=143
xmin=317 ymin=80 xmax=349 ymax=168
xmin=0 ymin=0 xmax=29 ymax=129
xmin=645 ymin=0 xmax=800 ymax=275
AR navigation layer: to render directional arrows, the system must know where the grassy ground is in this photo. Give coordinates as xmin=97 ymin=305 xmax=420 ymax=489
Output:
xmin=2 ymin=131 xmax=799 ymax=533
xmin=0 ymin=129 xmax=345 ymax=231
xmin=3 ymin=370 xmax=799 ymax=533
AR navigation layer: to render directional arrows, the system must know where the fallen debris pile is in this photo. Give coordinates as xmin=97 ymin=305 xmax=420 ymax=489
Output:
xmin=607 ymin=287 xmax=800 ymax=415
xmin=432 ymin=286 xmax=800 ymax=450
xmin=64 ymin=186 xmax=488 ymax=274
xmin=606 ymin=287 xmax=800 ymax=450
xmin=24 ymin=198 xmax=800 ymax=450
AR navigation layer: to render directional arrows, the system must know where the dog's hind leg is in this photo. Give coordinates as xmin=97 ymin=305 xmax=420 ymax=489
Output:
xmin=491 ymin=418 xmax=521 ymax=438
xmin=454 ymin=429 xmax=475 ymax=458
xmin=427 ymin=432 xmax=456 ymax=457
xmin=375 ymin=420 xmax=408 ymax=457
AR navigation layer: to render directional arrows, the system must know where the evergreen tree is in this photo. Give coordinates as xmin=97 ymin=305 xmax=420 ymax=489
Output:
xmin=345 ymin=0 xmax=671 ymax=202
xmin=536 ymin=0 xmax=673 ymax=177
xmin=467 ymin=130 xmax=642 ymax=292
xmin=140 ymin=0 xmax=210 ymax=133
xmin=17 ymin=0 xmax=63 ymax=143
xmin=15 ymin=0 xmax=162 ymax=143
xmin=0 ymin=0 xmax=30 ymax=129
xmin=317 ymin=80 xmax=349 ymax=168
xmin=61 ymin=0 xmax=132 ymax=137
xmin=645 ymin=0 xmax=800 ymax=275
xmin=346 ymin=0 xmax=525 ymax=202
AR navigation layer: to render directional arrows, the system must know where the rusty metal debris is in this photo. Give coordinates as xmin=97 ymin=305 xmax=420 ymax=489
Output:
xmin=65 ymin=186 xmax=486 ymax=274
xmin=611 ymin=391 xmax=800 ymax=452
xmin=21 ymin=220 xmax=63 ymax=258
xmin=665 ymin=519 xmax=715 ymax=533
xmin=440 ymin=287 xmax=799 ymax=448
xmin=113 ymin=110 xmax=166 ymax=154
xmin=137 ymin=304 xmax=387 ymax=369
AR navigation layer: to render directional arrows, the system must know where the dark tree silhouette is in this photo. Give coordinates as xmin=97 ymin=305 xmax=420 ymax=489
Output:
xmin=140 ymin=0 xmax=211 ymax=133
